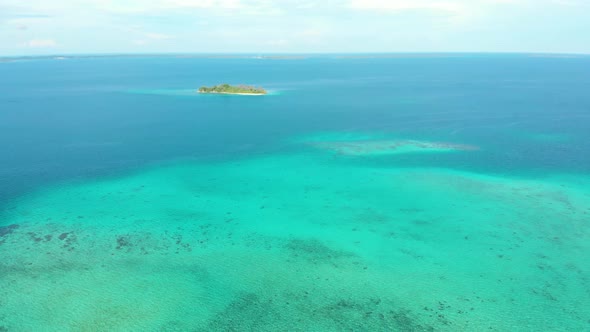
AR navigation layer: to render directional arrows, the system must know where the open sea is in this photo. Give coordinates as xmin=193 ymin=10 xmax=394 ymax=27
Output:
xmin=1 ymin=54 xmax=589 ymax=331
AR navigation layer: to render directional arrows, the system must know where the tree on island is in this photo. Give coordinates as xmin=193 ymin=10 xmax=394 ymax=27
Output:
xmin=198 ymin=84 xmax=267 ymax=94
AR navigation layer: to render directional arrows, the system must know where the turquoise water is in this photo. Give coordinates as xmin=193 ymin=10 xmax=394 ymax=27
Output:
xmin=1 ymin=54 xmax=590 ymax=331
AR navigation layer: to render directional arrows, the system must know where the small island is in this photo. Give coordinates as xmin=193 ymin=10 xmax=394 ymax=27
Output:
xmin=198 ymin=84 xmax=267 ymax=95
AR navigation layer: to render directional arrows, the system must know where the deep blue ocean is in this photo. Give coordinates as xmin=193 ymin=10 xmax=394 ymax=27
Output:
xmin=1 ymin=54 xmax=589 ymax=331
xmin=2 ymin=55 xmax=589 ymax=202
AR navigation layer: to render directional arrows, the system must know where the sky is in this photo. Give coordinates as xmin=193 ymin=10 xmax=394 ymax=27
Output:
xmin=1 ymin=0 xmax=589 ymax=56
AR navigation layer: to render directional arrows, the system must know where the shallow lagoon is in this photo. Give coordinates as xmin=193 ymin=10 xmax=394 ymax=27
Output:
xmin=1 ymin=55 xmax=590 ymax=331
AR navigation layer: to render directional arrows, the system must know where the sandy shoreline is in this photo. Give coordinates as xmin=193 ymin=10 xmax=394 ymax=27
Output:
xmin=198 ymin=91 xmax=266 ymax=96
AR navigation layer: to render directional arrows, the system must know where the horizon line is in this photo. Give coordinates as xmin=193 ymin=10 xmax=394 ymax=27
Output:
xmin=2 ymin=51 xmax=590 ymax=60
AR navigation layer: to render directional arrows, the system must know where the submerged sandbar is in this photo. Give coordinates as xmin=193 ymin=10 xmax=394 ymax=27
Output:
xmin=310 ymin=139 xmax=478 ymax=156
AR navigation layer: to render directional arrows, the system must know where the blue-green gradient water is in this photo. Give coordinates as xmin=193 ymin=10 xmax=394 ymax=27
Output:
xmin=1 ymin=54 xmax=589 ymax=331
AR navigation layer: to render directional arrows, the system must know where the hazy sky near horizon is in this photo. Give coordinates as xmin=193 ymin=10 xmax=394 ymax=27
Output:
xmin=1 ymin=0 xmax=589 ymax=55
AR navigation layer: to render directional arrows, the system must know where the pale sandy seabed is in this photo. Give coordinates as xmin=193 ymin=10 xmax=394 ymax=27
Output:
xmin=1 ymin=137 xmax=589 ymax=331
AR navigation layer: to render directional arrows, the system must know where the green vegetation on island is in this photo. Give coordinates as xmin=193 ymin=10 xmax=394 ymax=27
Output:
xmin=198 ymin=84 xmax=267 ymax=95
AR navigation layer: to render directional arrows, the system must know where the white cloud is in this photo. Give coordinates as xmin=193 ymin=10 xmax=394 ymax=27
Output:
xmin=297 ymin=28 xmax=323 ymax=37
xmin=2 ymin=0 xmax=588 ymax=55
xmin=130 ymin=33 xmax=175 ymax=46
xmin=23 ymin=39 xmax=57 ymax=48
xmin=165 ymin=0 xmax=244 ymax=9
xmin=267 ymin=39 xmax=289 ymax=46
xmin=82 ymin=0 xmax=277 ymax=14
xmin=145 ymin=33 xmax=175 ymax=40
xmin=349 ymin=0 xmax=464 ymax=13
xmin=348 ymin=0 xmax=587 ymax=12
